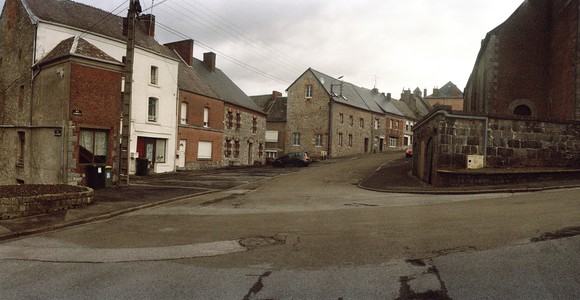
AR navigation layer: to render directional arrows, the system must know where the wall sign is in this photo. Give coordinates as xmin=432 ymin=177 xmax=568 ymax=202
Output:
xmin=72 ymin=109 xmax=82 ymax=116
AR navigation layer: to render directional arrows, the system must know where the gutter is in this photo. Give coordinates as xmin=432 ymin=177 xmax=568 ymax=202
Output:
xmin=415 ymin=109 xmax=489 ymax=161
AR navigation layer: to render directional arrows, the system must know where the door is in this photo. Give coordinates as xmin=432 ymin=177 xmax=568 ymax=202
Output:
xmin=247 ymin=142 xmax=253 ymax=165
xmin=177 ymin=139 xmax=186 ymax=169
xmin=364 ymin=138 xmax=369 ymax=153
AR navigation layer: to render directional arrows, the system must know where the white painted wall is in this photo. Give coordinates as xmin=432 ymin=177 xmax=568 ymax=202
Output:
xmin=35 ymin=22 xmax=179 ymax=173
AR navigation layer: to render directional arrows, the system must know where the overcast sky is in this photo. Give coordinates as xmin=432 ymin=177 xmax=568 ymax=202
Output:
xmin=2 ymin=0 xmax=524 ymax=97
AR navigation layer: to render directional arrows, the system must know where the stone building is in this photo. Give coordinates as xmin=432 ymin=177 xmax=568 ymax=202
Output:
xmin=251 ymin=91 xmax=288 ymax=162
xmin=425 ymin=81 xmax=464 ymax=111
xmin=413 ymin=0 xmax=580 ymax=186
xmin=285 ymin=68 xmax=424 ymax=159
xmin=0 ymin=0 xmax=180 ymax=185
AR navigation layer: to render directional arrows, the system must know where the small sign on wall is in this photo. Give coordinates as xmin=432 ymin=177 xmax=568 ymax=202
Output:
xmin=72 ymin=109 xmax=82 ymax=116
xmin=467 ymin=155 xmax=484 ymax=169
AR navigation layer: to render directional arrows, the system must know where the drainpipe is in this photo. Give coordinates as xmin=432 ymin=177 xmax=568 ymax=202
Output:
xmin=415 ymin=110 xmax=489 ymax=163
xmin=327 ymin=97 xmax=333 ymax=158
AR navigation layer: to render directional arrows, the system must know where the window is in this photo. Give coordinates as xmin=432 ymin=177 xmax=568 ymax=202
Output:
xmin=198 ymin=141 xmax=212 ymax=159
xmin=203 ymin=107 xmax=210 ymax=127
xmin=514 ymin=105 xmax=532 ymax=116
xmin=374 ymin=118 xmax=379 ymax=130
xmin=339 ymin=113 xmax=344 ymax=124
xmin=348 ymin=134 xmax=353 ymax=147
xmin=180 ymin=102 xmax=187 ymax=124
xmin=266 ymin=150 xmax=277 ymax=159
xmin=150 ymin=66 xmax=158 ymax=85
xmin=292 ymin=132 xmax=301 ymax=146
xmin=389 ymin=137 xmax=397 ymax=147
xmin=395 ymin=121 xmax=400 ymax=129
xmin=349 ymin=115 xmax=353 ymax=126
xmin=225 ymin=139 xmax=232 ymax=157
xmin=266 ymin=131 xmax=278 ymax=142
xmin=227 ymin=111 xmax=234 ymax=129
xmin=17 ymin=131 xmax=25 ymax=166
xmin=252 ymin=117 xmax=257 ymax=133
xmin=79 ymin=129 xmax=108 ymax=164
xmin=338 ymin=133 xmax=343 ymax=146
xmin=359 ymin=118 xmax=364 ymax=128
xmin=315 ymin=134 xmax=323 ymax=147
xmin=258 ymin=143 xmax=263 ymax=158
xmin=235 ymin=113 xmax=241 ymax=129
xmin=234 ymin=141 xmax=240 ymax=158
xmin=405 ymin=121 xmax=410 ymax=131
xmin=389 ymin=119 xmax=393 ymax=129
xmin=148 ymin=97 xmax=158 ymax=122
xmin=155 ymin=139 xmax=166 ymax=163
xmin=305 ymin=85 xmax=313 ymax=98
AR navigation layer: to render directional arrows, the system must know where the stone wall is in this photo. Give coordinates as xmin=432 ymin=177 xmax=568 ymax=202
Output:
xmin=0 ymin=186 xmax=93 ymax=219
xmin=413 ymin=108 xmax=580 ymax=185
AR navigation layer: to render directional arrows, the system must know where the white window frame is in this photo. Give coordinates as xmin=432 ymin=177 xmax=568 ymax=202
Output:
xmin=305 ymin=85 xmax=313 ymax=98
xmin=150 ymin=65 xmax=158 ymax=85
xmin=180 ymin=102 xmax=187 ymax=124
xmin=198 ymin=141 xmax=212 ymax=159
xmin=292 ymin=132 xmax=301 ymax=146
xmin=203 ymin=107 xmax=210 ymax=127
xmin=315 ymin=133 xmax=323 ymax=147
xmin=148 ymin=97 xmax=158 ymax=122
xmin=389 ymin=137 xmax=397 ymax=147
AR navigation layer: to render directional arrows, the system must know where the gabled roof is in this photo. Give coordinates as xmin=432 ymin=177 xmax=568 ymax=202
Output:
xmin=189 ymin=58 xmax=264 ymax=114
xmin=177 ymin=61 xmax=219 ymax=99
xmin=391 ymin=99 xmax=417 ymax=120
xmin=427 ymin=81 xmax=463 ymax=98
xmin=251 ymin=94 xmax=287 ymax=122
xmin=306 ymin=68 xmax=385 ymax=114
xmin=22 ymin=0 xmax=178 ymax=60
xmin=38 ymin=36 xmax=121 ymax=66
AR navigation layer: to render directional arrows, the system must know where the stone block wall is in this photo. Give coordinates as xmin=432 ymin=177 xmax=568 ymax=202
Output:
xmin=0 ymin=186 xmax=93 ymax=219
xmin=414 ymin=109 xmax=580 ymax=185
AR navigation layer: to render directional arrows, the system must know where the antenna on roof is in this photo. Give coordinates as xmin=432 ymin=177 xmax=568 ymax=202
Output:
xmin=373 ymin=75 xmax=377 ymax=89
xmin=149 ymin=0 xmax=154 ymax=33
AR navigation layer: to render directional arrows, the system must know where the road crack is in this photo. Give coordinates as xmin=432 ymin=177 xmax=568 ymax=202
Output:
xmin=243 ymin=271 xmax=272 ymax=300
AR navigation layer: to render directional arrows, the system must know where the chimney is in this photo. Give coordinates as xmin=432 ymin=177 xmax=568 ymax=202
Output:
xmin=139 ymin=14 xmax=155 ymax=37
xmin=165 ymin=39 xmax=194 ymax=65
xmin=433 ymin=87 xmax=439 ymax=97
xmin=387 ymin=93 xmax=391 ymax=101
xmin=203 ymin=52 xmax=216 ymax=72
xmin=423 ymin=88 xmax=427 ymax=98
xmin=372 ymin=87 xmax=379 ymax=94
xmin=272 ymin=91 xmax=282 ymax=101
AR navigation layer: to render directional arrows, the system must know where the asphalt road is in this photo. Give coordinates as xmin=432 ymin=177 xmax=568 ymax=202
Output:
xmin=0 ymin=152 xmax=578 ymax=299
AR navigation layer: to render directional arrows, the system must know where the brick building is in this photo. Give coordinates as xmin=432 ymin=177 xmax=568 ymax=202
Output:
xmin=413 ymin=0 xmax=580 ymax=185
xmin=168 ymin=40 xmax=267 ymax=169
xmin=0 ymin=0 xmax=181 ymax=185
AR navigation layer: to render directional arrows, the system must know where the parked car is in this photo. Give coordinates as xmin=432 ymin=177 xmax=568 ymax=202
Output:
xmin=405 ymin=146 xmax=413 ymax=157
xmin=272 ymin=152 xmax=311 ymax=167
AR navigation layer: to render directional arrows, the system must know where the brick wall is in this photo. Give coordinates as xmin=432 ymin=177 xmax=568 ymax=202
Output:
xmin=465 ymin=0 xmax=579 ymax=122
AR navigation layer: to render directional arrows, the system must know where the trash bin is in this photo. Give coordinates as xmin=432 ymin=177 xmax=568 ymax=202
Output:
xmin=135 ymin=158 xmax=149 ymax=176
xmin=86 ymin=164 xmax=106 ymax=189
xmin=104 ymin=166 xmax=113 ymax=187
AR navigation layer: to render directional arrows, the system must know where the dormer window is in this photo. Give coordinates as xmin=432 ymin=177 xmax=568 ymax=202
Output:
xmin=150 ymin=66 xmax=158 ymax=85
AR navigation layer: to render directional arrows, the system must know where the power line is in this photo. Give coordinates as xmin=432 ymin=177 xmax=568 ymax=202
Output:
xmin=79 ymin=1 xmax=129 ymax=39
xmin=156 ymin=22 xmax=291 ymax=85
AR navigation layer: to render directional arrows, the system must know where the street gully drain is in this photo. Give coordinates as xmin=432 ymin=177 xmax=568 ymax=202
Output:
xmin=239 ymin=235 xmax=287 ymax=250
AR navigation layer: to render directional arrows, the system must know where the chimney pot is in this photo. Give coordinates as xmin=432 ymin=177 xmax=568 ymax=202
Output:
xmin=139 ymin=14 xmax=155 ymax=37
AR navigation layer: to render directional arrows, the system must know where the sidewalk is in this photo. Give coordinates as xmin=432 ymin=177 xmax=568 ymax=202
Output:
xmin=358 ymin=156 xmax=580 ymax=194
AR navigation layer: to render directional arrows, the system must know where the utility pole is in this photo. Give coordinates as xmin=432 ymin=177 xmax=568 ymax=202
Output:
xmin=120 ymin=0 xmax=141 ymax=186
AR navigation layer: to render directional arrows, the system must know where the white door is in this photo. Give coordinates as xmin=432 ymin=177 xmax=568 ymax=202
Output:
xmin=178 ymin=139 xmax=186 ymax=168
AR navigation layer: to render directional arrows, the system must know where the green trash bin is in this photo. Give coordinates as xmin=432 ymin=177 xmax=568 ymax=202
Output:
xmin=104 ymin=166 xmax=112 ymax=187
